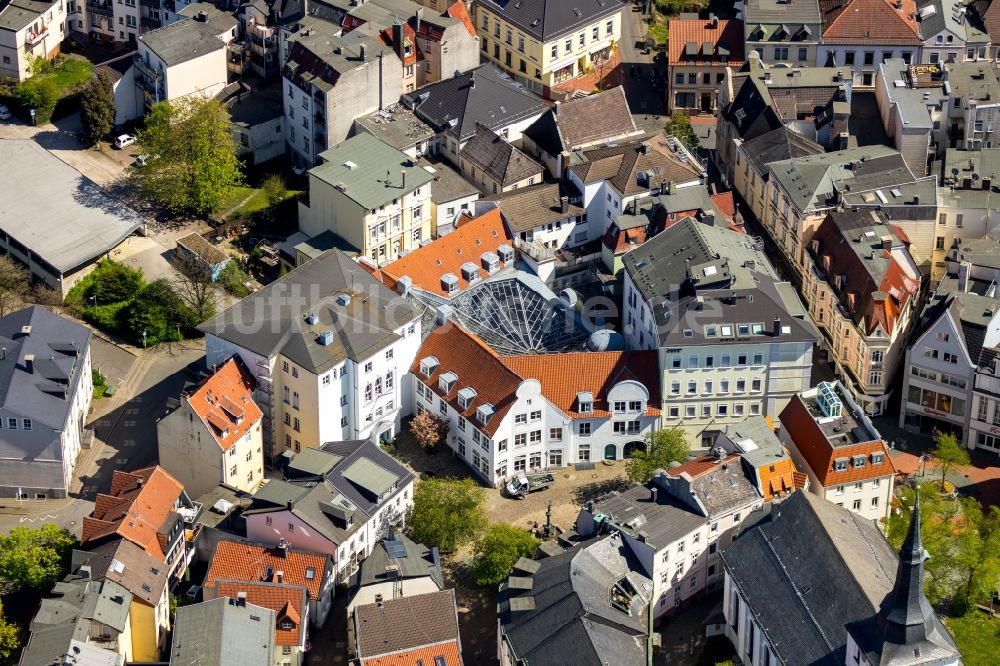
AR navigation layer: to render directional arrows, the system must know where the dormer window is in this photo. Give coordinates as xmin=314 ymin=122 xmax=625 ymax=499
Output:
xmin=476 ymin=403 xmax=495 ymax=424
xmin=853 ymin=455 xmax=866 ymax=468
xmin=457 ymin=387 xmax=477 ymax=410
xmin=577 ymin=391 xmax=594 ymax=413
xmin=419 ymin=356 xmax=439 ymax=377
xmin=872 ymin=453 xmax=884 ymax=465
xmin=834 ymin=458 xmax=849 ymax=471
xmin=439 ymin=372 xmax=458 ymax=393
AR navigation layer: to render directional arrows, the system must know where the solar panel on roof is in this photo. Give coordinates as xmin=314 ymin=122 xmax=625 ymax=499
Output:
xmin=384 ymin=537 xmax=407 ymax=559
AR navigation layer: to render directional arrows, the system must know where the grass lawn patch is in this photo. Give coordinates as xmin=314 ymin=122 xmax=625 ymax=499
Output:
xmin=945 ymin=611 xmax=1000 ymax=665
xmin=39 ymin=56 xmax=93 ymax=95
xmin=648 ymin=21 xmax=668 ymax=46
xmin=221 ymin=186 xmax=302 ymax=219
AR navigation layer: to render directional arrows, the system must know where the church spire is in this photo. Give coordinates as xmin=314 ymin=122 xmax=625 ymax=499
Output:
xmin=876 ymin=489 xmax=936 ymax=645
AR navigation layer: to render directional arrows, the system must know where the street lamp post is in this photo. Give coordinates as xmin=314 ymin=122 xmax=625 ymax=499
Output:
xmin=142 ymin=330 xmax=147 ymax=349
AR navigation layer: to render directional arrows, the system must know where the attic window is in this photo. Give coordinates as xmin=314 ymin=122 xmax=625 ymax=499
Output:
xmin=476 ymin=403 xmax=495 ymax=424
xmin=834 ymin=458 xmax=849 ymax=471
xmin=439 ymin=372 xmax=458 ymax=393
xmin=419 ymin=356 xmax=439 ymax=377
xmin=457 ymin=387 xmax=478 ymax=410
xmin=305 ymin=567 xmax=316 ymax=580
xmin=280 ymin=621 xmax=294 ymax=630
xmin=853 ymin=455 xmax=866 ymax=468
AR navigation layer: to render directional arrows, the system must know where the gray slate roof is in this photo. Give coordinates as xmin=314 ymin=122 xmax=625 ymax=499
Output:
xmin=766 ymin=145 xmax=908 ymax=213
xmin=0 ymin=141 xmax=142 ymax=274
xmin=459 ymin=123 xmax=544 ymax=186
xmin=248 ymin=440 xmax=414 ymax=545
xmin=199 ymin=250 xmax=418 ymax=374
xmin=358 ymin=532 xmax=443 ymax=589
xmin=0 ymin=0 xmax=55 ymax=31
xmin=498 ymin=534 xmax=651 ymax=665
xmin=595 ymin=483 xmax=706 ymax=549
xmin=403 ymin=64 xmax=546 ymax=142
xmin=419 ymin=156 xmax=480 ymax=203
xmin=169 ymin=597 xmax=275 ymax=666
xmin=476 ymin=0 xmax=626 ymax=41
xmin=0 ymin=305 xmax=91 ymax=446
xmin=622 ymin=218 xmax=817 ymax=347
xmin=139 ymin=13 xmax=228 ymax=67
xmin=721 ymin=492 xmax=900 ymax=666
xmin=741 ymin=126 xmax=823 ymax=172
xmin=19 ymin=575 xmax=130 ymax=666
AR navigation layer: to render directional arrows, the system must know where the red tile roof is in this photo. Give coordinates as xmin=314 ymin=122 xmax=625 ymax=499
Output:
xmin=188 ymin=358 xmax=263 ymax=452
xmin=811 ymin=213 xmax=918 ymax=336
xmin=205 ymin=540 xmax=328 ymax=600
xmin=214 ymin=581 xmax=306 ymax=647
xmin=380 ymin=209 xmax=513 ymax=298
xmin=411 ymin=323 xmax=524 ymax=437
xmin=667 ymin=19 xmax=745 ymax=67
xmin=779 ymin=394 xmax=896 ymax=486
xmin=668 ymin=453 xmax=743 ymax=478
xmin=710 ymin=192 xmax=743 ymax=232
xmin=82 ymin=466 xmax=183 ymax=561
xmin=363 ymin=642 xmax=463 ymax=666
xmin=446 ymin=0 xmax=476 ymax=38
xmin=819 ymin=0 xmax=919 ymax=43
xmin=501 ymin=351 xmax=661 ymax=418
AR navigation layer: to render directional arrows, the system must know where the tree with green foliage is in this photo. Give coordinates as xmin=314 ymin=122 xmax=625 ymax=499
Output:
xmin=0 ymin=524 xmax=75 ymax=591
xmin=664 ymin=111 xmax=700 ymax=150
xmin=0 ymin=255 xmax=28 ymax=317
xmin=626 ymin=428 xmax=690 ymax=483
xmin=0 ymin=601 xmax=19 ymax=664
xmin=262 ymin=173 xmax=288 ymax=208
xmin=886 ymin=481 xmax=1000 ymax=613
xmin=80 ymin=71 xmax=116 ymax=145
xmin=218 ymin=261 xmax=251 ymax=297
xmin=472 ymin=523 xmax=539 ymax=586
xmin=134 ymin=96 xmax=243 ymax=216
xmin=931 ymin=429 xmax=970 ymax=491
xmin=124 ymin=278 xmax=195 ymax=346
xmin=13 ymin=77 xmax=58 ymax=124
xmin=407 ymin=477 xmax=486 ymax=553
xmin=70 ymin=259 xmax=146 ymax=307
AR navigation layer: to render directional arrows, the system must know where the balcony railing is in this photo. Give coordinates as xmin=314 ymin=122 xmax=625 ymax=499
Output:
xmin=25 ymin=27 xmax=48 ymax=47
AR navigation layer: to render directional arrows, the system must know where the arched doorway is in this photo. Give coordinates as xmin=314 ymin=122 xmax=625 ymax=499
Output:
xmin=604 ymin=444 xmax=617 ymax=461
xmin=623 ymin=440 xmax=646 ymax=459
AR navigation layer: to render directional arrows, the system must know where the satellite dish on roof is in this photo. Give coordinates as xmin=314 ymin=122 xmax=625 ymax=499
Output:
xmin=951 ymin=167 xmax=960 ymax=176
xmin=973 ymin=173 xmax=981 ymax=181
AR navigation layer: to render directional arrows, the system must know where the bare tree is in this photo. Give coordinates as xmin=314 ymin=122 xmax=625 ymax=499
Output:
xmin=172 ymin=251 xmax=218 ymax=324
xmin=0 ymin=255 xmax=28 ymax=316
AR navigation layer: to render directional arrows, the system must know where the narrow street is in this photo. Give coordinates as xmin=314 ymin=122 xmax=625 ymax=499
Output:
xmin=618 ymin=3 xmax=668 ymax=124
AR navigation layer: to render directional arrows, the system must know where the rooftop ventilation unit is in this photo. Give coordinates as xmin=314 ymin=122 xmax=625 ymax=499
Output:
xmin=305 ymin=312 xmax=318 ymax=325
xmin=336 ymin=294 xmax=351 ymax=306
xmin=318 ymin=331 xmax=334 ymax=346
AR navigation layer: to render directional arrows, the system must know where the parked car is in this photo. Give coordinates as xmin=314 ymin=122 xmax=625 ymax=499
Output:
xmin=0 ymin=105 xmax=10 ymax=121
xmin=114 ymin=134 xmax=136 ymax=149
xmin=505 ymin=472 xmax=555 ymax=498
